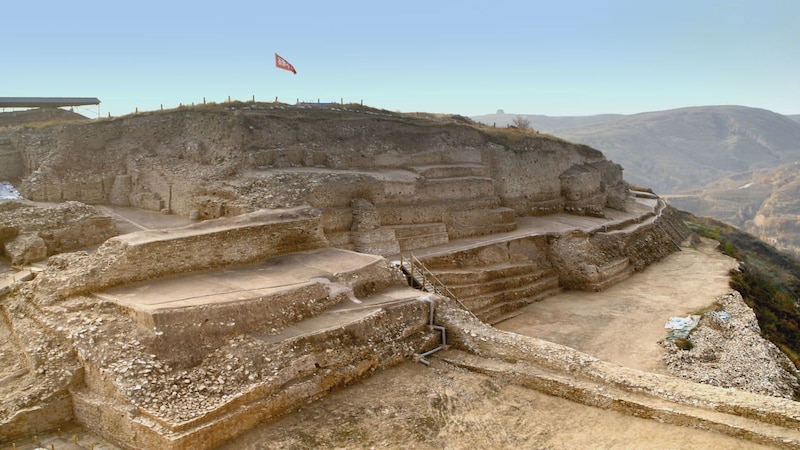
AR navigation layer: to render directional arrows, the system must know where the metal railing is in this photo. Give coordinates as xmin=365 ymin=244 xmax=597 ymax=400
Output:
xmin=399 ymin=253 xmax=478 ymax=320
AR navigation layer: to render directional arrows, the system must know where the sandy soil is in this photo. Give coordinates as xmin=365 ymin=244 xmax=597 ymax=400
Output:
xmin=496 ymin=237 xmax=738 ymax=373
xmin=219 ymin=239 xmax=772 ymax=449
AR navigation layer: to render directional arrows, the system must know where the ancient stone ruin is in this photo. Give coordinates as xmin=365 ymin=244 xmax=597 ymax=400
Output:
xmin=2 ymin=104 xmax=800 ymax=448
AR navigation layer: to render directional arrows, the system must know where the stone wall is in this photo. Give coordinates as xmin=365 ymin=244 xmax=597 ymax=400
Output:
xmin=416 ymin=199 xmax=688 ymax=299
xmin=480 ymin=141 xmax=618 ymax=216
xmin=69 ymin=299 xmax=436 ymax=450
xmin=548 ymin=202 xmax=688 ymax=290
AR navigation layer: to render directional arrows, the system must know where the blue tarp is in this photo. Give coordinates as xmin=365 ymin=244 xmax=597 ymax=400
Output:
xmin=0 ymin=181 xmax=21 ymax=200
xmin=665 ymin=315 xmax=700 ymax=340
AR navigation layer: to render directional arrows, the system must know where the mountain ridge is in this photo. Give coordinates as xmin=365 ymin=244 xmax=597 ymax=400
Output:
xmin=474 ymin=105 xmax=800 ymax=194
xmin=474 ymin=105 xmax=800 ymax=259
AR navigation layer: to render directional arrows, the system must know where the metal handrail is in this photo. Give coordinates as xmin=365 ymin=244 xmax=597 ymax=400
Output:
xmin=400 ymin=253 xmax=478 ymax=320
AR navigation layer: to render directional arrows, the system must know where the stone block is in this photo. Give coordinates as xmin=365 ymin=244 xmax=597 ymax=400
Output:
xmin=352 ymin=227 xmax=400 ymax=256
xmin=5 ymin=233 xmax=47 ymax=265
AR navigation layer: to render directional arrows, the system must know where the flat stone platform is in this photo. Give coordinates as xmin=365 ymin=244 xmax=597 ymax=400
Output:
xmin=396 ymin=195 xmax=659 ymax=260
xmin=91 ymin=247 xmax=404 ymax=364
xmin=94 ymin=247 xmax=382 ymax=312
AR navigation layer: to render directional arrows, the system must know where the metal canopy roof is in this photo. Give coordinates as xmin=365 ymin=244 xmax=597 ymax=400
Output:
xmin=0 ymin=97 xmax=101 ymax=108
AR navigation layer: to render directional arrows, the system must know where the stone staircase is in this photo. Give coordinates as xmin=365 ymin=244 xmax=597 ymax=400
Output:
xmin=409 ymin=163 xmax=517 ymax=240
xmin=70 ymin=288 xmax=436 ymax=449
xmin=400 ymin=255 xmax=561 ymax=324
xmin=321 ymin=162 xmax=519 ymax=254
xmin=446 ymin=207 xmax=517 ymax=239
xmin=429 ymin=262 xmax=561 ymax=323
xmin=65 ymin=248 xmax=437 ymax=449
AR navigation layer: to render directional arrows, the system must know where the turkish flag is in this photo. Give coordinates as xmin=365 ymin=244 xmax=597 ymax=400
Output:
xmin=275 ymin=53 xmax=297 ymax=74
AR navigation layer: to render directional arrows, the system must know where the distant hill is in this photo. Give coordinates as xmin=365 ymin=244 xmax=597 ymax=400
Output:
xmin=474 ymin=105 xmax=800 ymax=259
xmin=474 ymin=106 xmax=800 ymax=195
xmin=471 ymin=112 xmax=624 ymax=134
xmin=667 ymin=162 xmax=800 ymax=261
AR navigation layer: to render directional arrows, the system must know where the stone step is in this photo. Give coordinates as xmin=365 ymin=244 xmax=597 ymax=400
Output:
xmin=585 ymin=258 xmax=633 ymax=292
xmin=459 ymin=275 xmax=561 ymax=312
xmin=448 ymin=207 xmax=516 ymax=227
xmin=600 ymin=257 xmax=630 ymax=278
xmin=431 ymin=262 xmax=540 ymax=285
xmin=391 ymin=223 xmax=450 ymax=252
xmin=586 ymin=265 xmax=634 ymax=292
xmin=397 ymin=232 xmax=450 ymax=252
xmin=90 ymin=248 xmax=397 ymax=366
xmin=446 ymin=207 xmax=518 ymax=239
xmin=377 ymin=198 xmax=500 ymax=225
xmin=443 ymin=269 xmax=554 ymax=299
xmin=446 ymin=222 xmax=518 ymax=240
xmin=410 ymin=163 xmax=489 ymax=179
xmin=391 ymin=222 xmax=448 ymax=239
xmin=415 ymin=176 xmax=496 ymax=201
xmin=72 ymin=293 xmax=436 ymax=450
xmin=479 ymin=287 xmax=563 ymax=324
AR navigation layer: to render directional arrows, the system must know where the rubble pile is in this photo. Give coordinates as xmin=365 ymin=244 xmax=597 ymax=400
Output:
xmin=662 ymin=290 xmax=800 ymax=399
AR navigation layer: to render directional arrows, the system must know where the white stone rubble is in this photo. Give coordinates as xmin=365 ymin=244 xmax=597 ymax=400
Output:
xmin=662 ymin=290 xmax=800 ymax=399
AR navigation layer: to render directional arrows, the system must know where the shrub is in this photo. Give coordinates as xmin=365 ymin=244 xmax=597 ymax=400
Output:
xmin=674 ymin=338 xmax=694 ymax=351
xmin=512 ymin=115 xmax=532 ymax=131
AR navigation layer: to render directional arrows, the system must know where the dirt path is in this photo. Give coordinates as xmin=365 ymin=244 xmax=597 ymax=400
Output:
xmin=496 ymin=237 xmax=737 ymax=373
xmin=220 ymin=239 xmax=772 ymax=449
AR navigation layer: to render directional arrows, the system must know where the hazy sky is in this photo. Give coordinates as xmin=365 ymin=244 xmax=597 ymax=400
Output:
xmin=4 ymin=0 xmax=799 ymax=118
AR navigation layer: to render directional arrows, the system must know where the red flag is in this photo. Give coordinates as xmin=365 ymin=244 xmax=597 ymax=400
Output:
xmin=275 ymin=53 xmax=297 ymax=74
